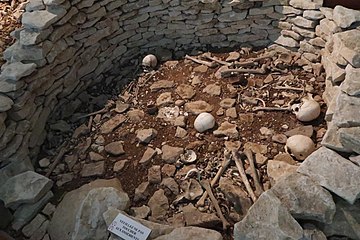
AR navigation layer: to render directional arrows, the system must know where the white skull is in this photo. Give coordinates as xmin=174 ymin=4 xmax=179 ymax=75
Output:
xmin=285 ymin=135 xmax=315 ymax=161
xmin=291 ymin=94 xmax=320 ymax=122
xmin=142 ymin=54 xmax=157 ymax=71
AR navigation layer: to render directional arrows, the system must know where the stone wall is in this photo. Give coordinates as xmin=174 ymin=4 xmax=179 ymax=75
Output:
xmin=1 ymin=0 xmax=360 ymax=236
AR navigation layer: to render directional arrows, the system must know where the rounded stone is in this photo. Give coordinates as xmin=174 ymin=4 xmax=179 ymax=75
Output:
xmin=194 ymin=113 xmax=215 ymax=133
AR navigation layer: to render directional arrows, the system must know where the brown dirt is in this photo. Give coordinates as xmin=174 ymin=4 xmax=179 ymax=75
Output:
xmin=36 ymin=48 xmax=326 ymax=240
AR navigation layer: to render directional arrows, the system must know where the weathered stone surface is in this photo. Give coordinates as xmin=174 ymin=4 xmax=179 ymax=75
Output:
xmin=22 ymin=214 xmax=47 ymax=237
xmin=203 ymin=84 xmax=221 ymax=96
xmin=148 ymin=189 xmax=169 ymax=220
xmin=293 ymin=26 xmax=316 ymax=38
xmin=0 ymin=62 xmax=37 ymax=81
xmin=284 ymin=125 xmax=313 ymax=138
xmin=150 ymin=80 xmax=174 ymax=91
xmin=298 ymin=147 xmax=360 ymax=204
xmin=139 ymin=147 xmax=157 ymax=164
xmin=72 ymin=187 xmax=130 ymax=240
xmin=80 ymin=161 xmax=105 ymax=177
xmin=184 ymin=101 xmax=213 ymax=115
xmin=136 ymin=128 xmax=157 ymax=143
xmin=267 ymin=160 xmax=298 ymax=185
xmin=303 ymin=10 xmax=324 ymax=20
xmin=0 ymin=94 xmax=14 ymax=112
xmin=322 ymin=197 xmax=360 ymax=239
xmin=134 ymin=182 xmax=150 ymax=202
xmin=234 ymin=191 xmax=303 ymax=240
xmin=100 ymin=115 xmax=126 ymax=134
xmin=22 ymin=10 xmax=64 ymax=29
xmin=289 ymin=0 xmax=323 ymax=10
xmin=321 ymin=123 xmax=352 ymax=153
xmin=156 ymin=92 xmax=173 ymax=107
xmin=0 ymin=171 xmax=52 ymax=208
xmin=290 ymin=16 xmax=317 ymax=28
xmin=175 ymin=84 xmax=196 ymax=100
xmin=275 ymin=5 xmax=302 ymax=15
xmin=131 ymin=205 xmax=151 ymax=219
xmin=271 ymin=173 xmax=336 ymax=224
xmin=213 ymin=121 xmax=238 ymax=139
xmin=48 ymin=179 xmax=124 ymax=240
xmin=12 ymin=191 xmax=53 ymax=231
xmin=341 ymin=65 xmax=360 ymax=96
xmin=154 ymin=227 xmax=223 ymax=240
xmin=332 ymin=92 xmax=360 ymax=127
xmin=269 ymin=35 xmax=299 ymax=48
xmin=332 ymin=30 xmax=360 ymax=68
xmin=181 ymin=204 xmax=221 ymax=228
xmin=339 ymin=127 xmax=360 ymax=154
xmin=161 ymin=145 xmax=183 ymax=163
xmin=333 ymin=5 xmax=360 ymax=28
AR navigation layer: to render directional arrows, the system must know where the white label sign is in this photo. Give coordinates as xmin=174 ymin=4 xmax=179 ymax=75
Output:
xmin=108 ymin=213 xmax=151 ymax=240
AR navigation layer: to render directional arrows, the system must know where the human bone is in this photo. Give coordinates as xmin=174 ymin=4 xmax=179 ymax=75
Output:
xmin=285 ymin=135 xmax=315 ymax=161
xmin=291 ymin=94 xmax=320 ymax=122
xmin=142 ymin=54 xmax=158 ymax=68
xmin=194 ymin=112 xmax=215 ymax=133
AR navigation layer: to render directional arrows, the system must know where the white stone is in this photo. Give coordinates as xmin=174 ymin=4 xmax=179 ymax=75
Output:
xmin=194 ymin=113 xmax=215 ymax=133
xmin=333 ymin=5 xmax=360 ymax=28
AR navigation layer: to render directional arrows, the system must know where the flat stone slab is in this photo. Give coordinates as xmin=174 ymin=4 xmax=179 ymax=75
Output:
xmin=0 ymin=94 xmax=14 ymax=112
xmin=321 ymin=122 xmax=352 ymax=153
xmin=341 ymin=65 xmax=360 ymax=96
xmin=332 ymin=30 xmax=360 ymax=68
xmin=234 ymin=191 xmax=303 ymax=240
xmin=271 ymin=173 xmax=336 ymax=224
xmin=184 ymin=101 xmax=213 ymax=115
xmin=0 ymin=62 xmax=37 ymax=81
xmin=333 ymin=5 xmax=360 ymax=28
xmin=100 ymin=115 xmax=126 ymax=134
xmin=0 ymin=171 xmax=53 ymax=208
xmin=298 ymin=147 xmax=360 ymax=204
xmin=332 ymin=92 xmax=360 ymax=128
xmin=22 ymin=10 xmax=62 ymax=29
xmin=339 ymin=127 xmax=360 ymax=154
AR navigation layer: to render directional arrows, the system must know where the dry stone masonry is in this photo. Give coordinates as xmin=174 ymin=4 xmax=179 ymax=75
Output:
xmin=0 ymin=0 xmax=360 ymax=239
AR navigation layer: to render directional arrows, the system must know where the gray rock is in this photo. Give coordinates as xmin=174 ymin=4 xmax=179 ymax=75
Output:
xmin=269 ymin=35 xmax=299 ymax=48
xmin=284 ymin=125 xmax=313 ymax=138
xmin=22 ymin=10 xmax=64 ymax=30
xmin=26 ymin=0 xmax=45 ymax=11
xmin=104 ymin=141 xmax=125 ymax=156
xmin=131 ymin=205 xmax=151 ymax=219
xmin=12 ymin=191 xmax=53 ymax=231
xmin=148 ymin=189 xmax=169 ymax=220
xmin=80 ymin=161 xmax=105 ymax=177
xmin=161 ymin=145 xmax=183 ymax=163
xmin=271 ymin=173 xmax=336 ymax=224
xmin=184 ymin=101 xmax=214 ymax=115
xmin=154 ymin=226 xmax=223 ymax=240
xmin=0 ymin=171 xmax=52 ymax=208
xmin=156 ymin=92 xmax=173 ymax=106
xmin=48 ymin=179 xmax=124 ymax=240
xmin=267 ymin=160 xmax=298 ymax=185
xmin=181 ymin=204 xmax=221 ymax=228
xmin=292 ymin=26 xmax=316 ymax=38
xmin=303 ymin=10 xmax=324 ymax=20
xmin=298 ymin=147 xmax=360 ymax=204
xmin=150 ymin=80 xmax=175 ymax=91
xmin=332 ymin=92 xmax=360 ymax=127
xmin=303 ymin=227 xmax=327 ymax=240
xmin=213 ymin=121 xmax=238 ymax=139
xmin=160 ymin=178 xmax=179 ymax=195
xmin=289 ymin=0 xmax=323 ymax=10
xmin=333 ymin=5 xmax=360 ymax=28
xmin=89 ymin=152 xmax=104 ymax=161
xmin=275 ymin=5 xmax=303 ymax=15
xmin=139 ymin=147 xmax=157 ymax=164
xmin=134 ymin=182 xmax=150 ymax=202
xmin=321 ymin=122 xmax=352 ymax=153
xmin=148 ymin=165 xmax=161 ymax=184
xmin=127 ymin=109 xmax=144 ymax=123
xmin=339 ymin=127 xmax=360 ymax=154
xmin=320 ymin=7 xmax=333 ymax=20
xmin=234 ymin=191 xmax=303 ymax=240
xmin=219 ymin=98 xmax=236 ymax=108
xmin=100 ymin=115 xmax=126 ymax=134
xmin=332 ymin=30 xmax=360 ymax=68
xmin=22 ymin=214 xmax=47 ymax=237
xmin=72 ymin=187 xmax=130 ymax=240
xmin=290 ymin=16 xmax=317 ymax=28
xmin=175 ymin=84 xmax=196 ymax=100
xmin=203 ymin=84 xmax=221 ymax=96
xmin=322 ymin=196 xmax=360 ymax=239
xmin=136 ymin=128 xmax=157 ymax=143
xmin=0 ymin=94 xmax=14 ymax=112
xmin=341 ymin=65 xmax=360 ymax=96
xmin=0 ymin=62 xmax=37 ymax=81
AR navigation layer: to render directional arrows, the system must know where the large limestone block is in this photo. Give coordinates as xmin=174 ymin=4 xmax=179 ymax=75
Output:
xmin=333 ymin=5 xmax=360 ymax=28
xmin=332 ymin=92 xmax=360 ymax=128
xmin=72 ymin=187 xmax=130 ymax=240
xmin=341 ymin=65 xmax=360 ymax=96
xmin=271 ymin=173 xmax=336 ymax=224
xmin=154 ymin=227 xmax=223 ymax=240
xmin=0 ymin=62 xmax=36 ymax=81
xmin=234 ymin=191 xmax=303 ymax=240
xmin=321 ymin=122 xmax=352 ymax=153
xmin=322 ymin=197 xmax=360 ymax=239
xmin=22 ymin=10 xmax=64 ymax=29
xmin=339 ymin=127 xmax=360 ymax=154
xmin=332 ymin=30 xmax=360 ymax=68
xmin=289 ymin=0 xmax=323 ymax=10
xmin=0 ymin=171 xmax=52 ymax=208
xmin=48 ymin=179 xmax=126 ymax=240
xmin=298 ymin=147 xmax=360 ymax=204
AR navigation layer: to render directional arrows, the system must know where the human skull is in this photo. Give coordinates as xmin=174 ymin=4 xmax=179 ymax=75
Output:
xmin=291 ymin=94 xmax=320 ymax=122
xmin=194 ymin=112 xmax=216 ymax=133
xmin=142 ymin=54 xmax=157 ymax=71
xmin=285 ymin=135 xmax=315 ymax=161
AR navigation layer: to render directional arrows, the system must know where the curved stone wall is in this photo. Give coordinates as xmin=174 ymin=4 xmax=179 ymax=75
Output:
xmin=1 ymin=0 xmax=360 ymax=237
